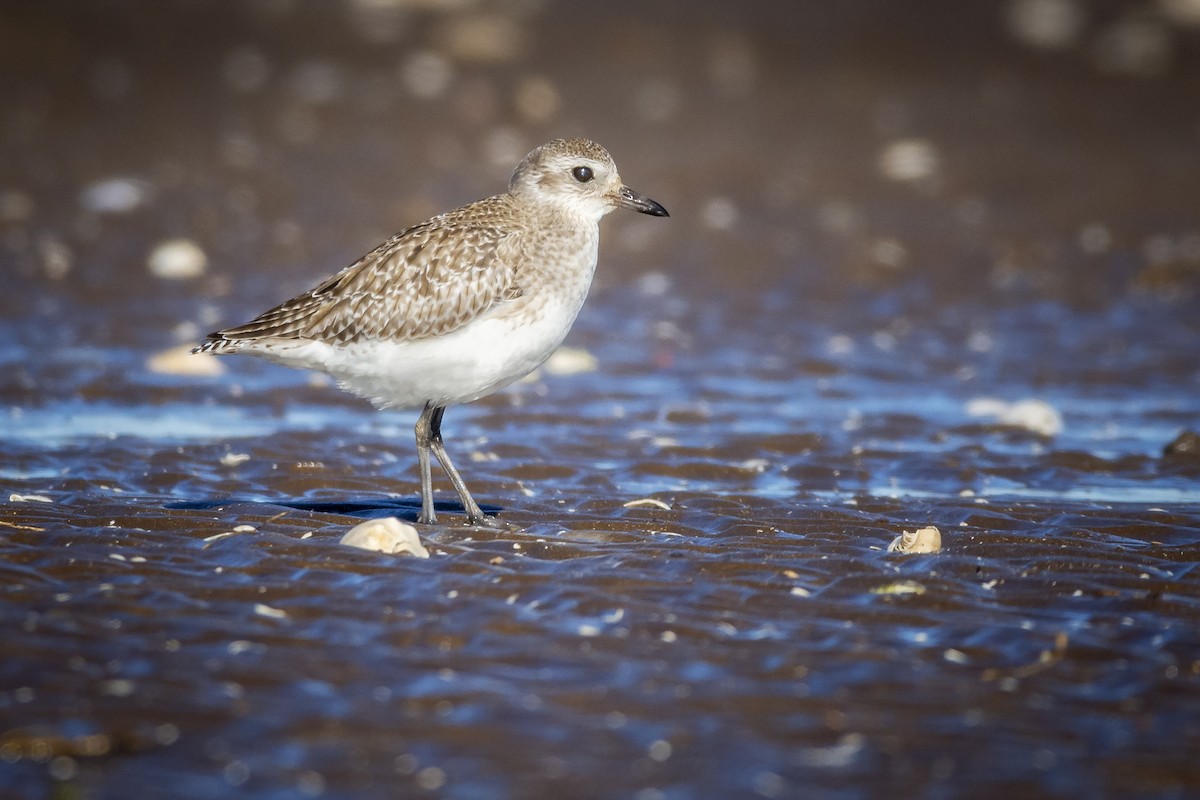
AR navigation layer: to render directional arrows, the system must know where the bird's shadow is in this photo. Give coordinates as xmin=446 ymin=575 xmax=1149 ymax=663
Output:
xmin=167 ymin=496 xmax=502 ymax=523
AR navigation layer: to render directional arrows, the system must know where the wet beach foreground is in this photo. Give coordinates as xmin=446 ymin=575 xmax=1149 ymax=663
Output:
xmin=2 ymin=2 xmax=1200 ymax=798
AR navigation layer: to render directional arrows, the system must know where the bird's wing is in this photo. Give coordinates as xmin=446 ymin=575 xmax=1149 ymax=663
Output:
xmin=200 ymin=204 xmax=521 ymax=350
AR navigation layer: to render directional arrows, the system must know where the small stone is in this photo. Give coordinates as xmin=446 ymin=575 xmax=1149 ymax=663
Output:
xmin=147 ymin=344 xmax=225 ymax=376
xmin=943 ymin=648 xmax=970 ymax=664
xmin=887 ymin=525 xmax=943 ymax=554
xmin=340 ymin=517 xmax=429 ymax=557
xmin=1163 ymin=430 xmax=1200 ymax=458
xmin=9 ymin=493 xmax=52 ymax=503
xmin=622 ymin=498 xmax=671 ymax=510
xmin=870 ymin=580 xmax=927 ymax=595
xmin=543 ymin=347 xmax=598 ymax=375
xmin=878 ymin=138 xmax=940 ymax=182
xmin=966 ymin=397 xmax=1062 ymax=437
xmin=148 ymin=239 xmax=207 ymax=280
xmin=79 ymin=177 xmax=152 ymax=214
xmin=99 ymin=679 xmax=135 ymax=697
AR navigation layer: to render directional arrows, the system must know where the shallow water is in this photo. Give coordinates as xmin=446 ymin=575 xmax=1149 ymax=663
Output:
xmin=3 ymin=2 xmax=1200 ymax=799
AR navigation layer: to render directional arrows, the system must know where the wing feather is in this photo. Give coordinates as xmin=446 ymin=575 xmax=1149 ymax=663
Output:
xmin=198 ymin=197 xmax=522 ymax=352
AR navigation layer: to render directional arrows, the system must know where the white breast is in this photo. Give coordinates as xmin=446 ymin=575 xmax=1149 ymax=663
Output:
xmin=251 ymin=228 xmax=600 ymax=410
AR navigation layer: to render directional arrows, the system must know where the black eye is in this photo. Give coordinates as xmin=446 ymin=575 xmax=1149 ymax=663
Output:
xmin=572 ymin=166 xmax=594 ymax=183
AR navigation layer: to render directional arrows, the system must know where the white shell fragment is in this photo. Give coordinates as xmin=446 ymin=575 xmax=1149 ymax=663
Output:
xmin=870 ymin=580 xmax=927 ymax=596
xmin=542 ymin=346 xmax=598 ymax=376
xmin=254 ymin=603 xmax=288 ymax=620
xmin=622 ymin=498 xmax=672 ymax=510
xmin=146 ymin=344 xmax=225 ymax=376
xmin=79 ymin=176 xmax=152 ymax=214
xmin=878 ymin=138 xmax=940 ymax=182
xmin=966 ymin=397 xmax=1063 ymax=437
xmin=887 ymin=525 xmax=943 ymax=554
xmin=9 ymin=493 xmax=53 ymax=503
xmin=340 ymin=517 xmax=430 ymax=557
xmin=148 ymin=238 xmax=208 ymax=280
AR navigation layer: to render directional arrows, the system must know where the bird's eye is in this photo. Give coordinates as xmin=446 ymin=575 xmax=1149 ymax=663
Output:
xmin=572 ymin=166 xmax=594 ymax=183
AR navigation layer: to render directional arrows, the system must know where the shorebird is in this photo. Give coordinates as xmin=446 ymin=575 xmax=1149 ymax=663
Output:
xmin=195 ymin=138 xmax=668 ymax=525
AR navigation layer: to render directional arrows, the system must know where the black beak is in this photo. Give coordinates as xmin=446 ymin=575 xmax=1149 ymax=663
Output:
xmin=616 ymin=185 xmax=669 ymax=217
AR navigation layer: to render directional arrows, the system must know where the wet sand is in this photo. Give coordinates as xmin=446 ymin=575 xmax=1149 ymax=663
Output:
xmin=2 ymin=2 xmax=1200 ymax=798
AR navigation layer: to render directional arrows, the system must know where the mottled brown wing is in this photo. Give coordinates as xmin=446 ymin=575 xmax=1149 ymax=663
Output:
xmin=200 ymin=204 xmax=520 ymax=350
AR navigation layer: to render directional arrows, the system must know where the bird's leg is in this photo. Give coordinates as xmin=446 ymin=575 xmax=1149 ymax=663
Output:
xmin=427 ymin=406 xmax=489 ymax=525
xmin=414 ymin=404 xmax=438 ymax=524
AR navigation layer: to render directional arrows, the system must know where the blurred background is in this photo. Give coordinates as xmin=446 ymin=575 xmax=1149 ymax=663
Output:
xmin=3 ymin=2 xmax=1200 ymax=799
xmin=3 ymin=0 xmax=1199 ymax=344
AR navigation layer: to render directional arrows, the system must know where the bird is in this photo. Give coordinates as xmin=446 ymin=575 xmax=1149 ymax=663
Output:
xmin=194 ymin=137 xmax=669 ymax=526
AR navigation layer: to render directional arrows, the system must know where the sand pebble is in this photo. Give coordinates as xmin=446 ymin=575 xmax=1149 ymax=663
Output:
xmin=870 ymin=580 xmax=927 ymax=596
xmin=878 ymin=138 xmax=940 ymax=182
xmin=148 ymin=238 xmax=207 ymax=279
xmin=340 ymin=517 xmax=429 ymax=557
xmin=254 ymin=603 xmax=288 ymax=620
xmin=944 ymin=648 xmax=970 ymax=664
xmin=887 ymin=525 xmax=943 ymax=554
xmin=543 ymin=347 xmax=598 ymax=375
xmin=147 ymin=344 xmax=225 ymax=376
xmin=99 ymin=679 xmax=136 ymax=697
xmin=966 ymin=397 xmax=1063 ymax=437
xmin=622 ymin=498 xmax=671 ymax=510
xmin=221 ymin=453 xmax=252 ymax=468
xmin=9 ymin=493 xmax=52 ymax=503
xmin=79 ymin=177 xmax=152 ymax=214
xmin=1163 ymin=430 xmax=1200 ymax=458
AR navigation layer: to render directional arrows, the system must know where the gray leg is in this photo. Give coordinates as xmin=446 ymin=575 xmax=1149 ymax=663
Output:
xmin=427 ymin=406 xmax=488 ymax=525
xmin=414 ymin=404 xmax=438 ymax=524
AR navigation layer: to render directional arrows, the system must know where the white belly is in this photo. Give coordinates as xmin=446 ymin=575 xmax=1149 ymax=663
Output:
xmin=249 ymin=291 xmax=587 ymax=410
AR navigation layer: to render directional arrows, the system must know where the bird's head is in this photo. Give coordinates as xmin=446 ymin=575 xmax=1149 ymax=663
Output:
xmin=509 ymin=137 xmax=669 ymax=223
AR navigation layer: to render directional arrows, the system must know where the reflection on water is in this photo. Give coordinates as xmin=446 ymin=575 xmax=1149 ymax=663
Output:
xmin=3 ymin=1 xmax=1200 ymax=798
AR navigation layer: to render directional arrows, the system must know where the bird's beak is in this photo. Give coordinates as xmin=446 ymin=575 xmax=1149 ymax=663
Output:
xmin=615 ymin=185 xmax=669 ymax=217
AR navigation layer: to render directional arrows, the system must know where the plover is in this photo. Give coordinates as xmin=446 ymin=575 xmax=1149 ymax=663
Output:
xmin=195 ymin=138 xmax=668 ymax=525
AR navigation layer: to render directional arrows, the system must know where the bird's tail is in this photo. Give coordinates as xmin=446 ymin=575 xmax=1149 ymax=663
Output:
xmin=191 ymin=335 xmax=242 ymax=356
